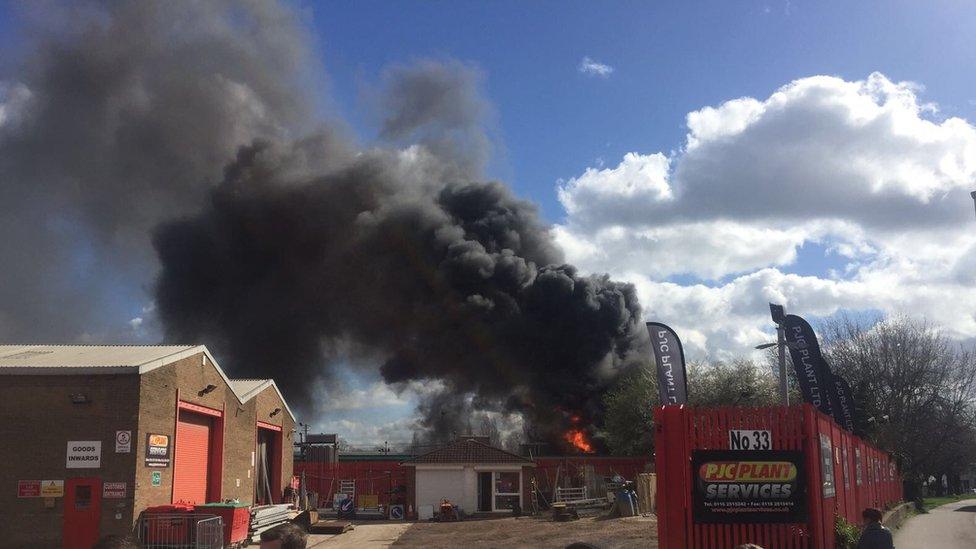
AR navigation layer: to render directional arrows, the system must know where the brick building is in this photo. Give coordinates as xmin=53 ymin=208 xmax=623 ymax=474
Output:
xmin=0 ymin=345 xmax=296 ymax=548
xmin=402 ymin=437 xmax=533 ymax=519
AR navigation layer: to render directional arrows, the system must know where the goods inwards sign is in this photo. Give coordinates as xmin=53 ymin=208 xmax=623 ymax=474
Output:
xmin=692 ymin=450 xmax=806 ymax=523
xmin=66 ymin=441 xmax=101 ymax=469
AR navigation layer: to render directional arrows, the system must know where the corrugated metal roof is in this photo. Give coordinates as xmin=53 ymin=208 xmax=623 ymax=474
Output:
xmin=229 ymin=378 xmax=271 ymax=400
xmin=0 ymin=345 xmax=197 ymax=369
xmin=229 ymin=378 xmax=296 ymax=422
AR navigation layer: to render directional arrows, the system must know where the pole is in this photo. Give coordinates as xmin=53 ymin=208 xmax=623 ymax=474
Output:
xmin=777 ymin=322 xmax=789 ymax=405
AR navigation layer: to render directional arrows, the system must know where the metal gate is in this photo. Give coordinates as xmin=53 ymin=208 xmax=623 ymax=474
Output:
xmin=137 ymin=513 xmax=223 ymax=549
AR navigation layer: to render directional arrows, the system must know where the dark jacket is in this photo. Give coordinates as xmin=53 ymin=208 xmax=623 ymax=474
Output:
xmin=857 ymin=522 xmax=894 ymax=549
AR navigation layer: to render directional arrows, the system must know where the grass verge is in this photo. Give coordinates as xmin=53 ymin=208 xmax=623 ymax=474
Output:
xmin=922 ymin=493 xmax=974 ymax=510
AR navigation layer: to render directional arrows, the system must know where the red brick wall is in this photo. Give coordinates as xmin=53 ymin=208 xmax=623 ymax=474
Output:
xmin=136 ymin=354 xmax=298 ymax=510
xmin=0 ymin=374 xmax=141 ymax=547
xmin=136 ymin=353 xmax=248 ymax=510
xmin=0 ymin=352 xmax=299 ymax=548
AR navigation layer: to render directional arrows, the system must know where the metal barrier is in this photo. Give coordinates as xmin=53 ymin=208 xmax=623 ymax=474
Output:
xmin=137 ymin=513 xmax=224 ymax=549
xmin=554 ymin=487 xmax=587 ymax=503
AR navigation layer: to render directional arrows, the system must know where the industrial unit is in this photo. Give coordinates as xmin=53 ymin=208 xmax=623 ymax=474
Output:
xmin=0 ymin=345 xmax=296 ymax=548
xmin=402 ymin=437 xmax=535 ymax=519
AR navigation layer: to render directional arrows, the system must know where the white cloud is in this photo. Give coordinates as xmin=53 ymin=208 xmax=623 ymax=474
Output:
xmin=556 ymin=72 xmax=976 ymax=357
xmin=319 ymin=380 xmax=440 ymax=411
xmin=316 ymin=416 xmax=420 ymax=446
xmin=558 ymin=152 xmax=672 ymax=215
xmin=578 ymin=57 xmax=614 ymax=78
xmin=0 ymin=82 xmax=31 ymax=128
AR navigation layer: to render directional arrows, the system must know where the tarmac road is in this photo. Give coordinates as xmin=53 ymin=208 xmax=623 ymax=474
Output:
xmin=893 ymin=499 xmax=976 ymax=548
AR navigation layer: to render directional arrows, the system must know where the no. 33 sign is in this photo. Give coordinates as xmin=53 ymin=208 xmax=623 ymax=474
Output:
xmin=729 ymin=429 xmax=771 ymax=450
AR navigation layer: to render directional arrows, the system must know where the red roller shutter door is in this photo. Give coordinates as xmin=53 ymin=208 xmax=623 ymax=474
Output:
xmin=173 ymin=411 xmax=212 ymax=504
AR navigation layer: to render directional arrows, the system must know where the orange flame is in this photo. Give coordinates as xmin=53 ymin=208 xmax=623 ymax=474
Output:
xmin=564 ymin=429 xmax=594 ymax=453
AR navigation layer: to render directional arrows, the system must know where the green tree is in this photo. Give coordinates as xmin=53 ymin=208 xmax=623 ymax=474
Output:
xmin=687 ymin=358 xmax=782 ymax=407
xmin=602 ymin=367 xmax=656 ymax=456
xmin=600 ymin=359 xmax=782 ymax=456
xmin=821 ymin=315 xmax=976 ymax=493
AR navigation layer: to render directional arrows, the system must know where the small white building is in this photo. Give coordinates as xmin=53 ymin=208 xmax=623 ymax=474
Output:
xmin=403 ymin=437 xmax=534 ymax=519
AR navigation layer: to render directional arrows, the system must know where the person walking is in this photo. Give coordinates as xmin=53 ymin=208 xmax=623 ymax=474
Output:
xmin=857 ymin=507 xmax=895 ymax=549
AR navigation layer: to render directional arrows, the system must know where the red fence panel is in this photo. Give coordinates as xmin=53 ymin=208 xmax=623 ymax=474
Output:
xmin=295 ymin=459 xmax=409 ymax=508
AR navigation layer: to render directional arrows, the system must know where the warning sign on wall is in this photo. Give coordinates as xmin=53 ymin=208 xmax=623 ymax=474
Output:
xmin=115 ymin=430 xmax=132 ymax=453
xmin=18 ymin=480 xmax=40 ymax=498
xmin=103 ymin=482 xmax=126 ymax=498
xmin=40 ymin=480 xmax=64 ymax=498
xmin=66 ymin=441 xmax=101 ymax=469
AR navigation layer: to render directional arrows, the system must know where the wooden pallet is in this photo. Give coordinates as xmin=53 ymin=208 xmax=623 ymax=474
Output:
xmin=311 ymin=520 xmax=355 ymax=535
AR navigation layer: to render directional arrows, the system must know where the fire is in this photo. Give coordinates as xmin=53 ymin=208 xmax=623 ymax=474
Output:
xmin=564 ymin=429 xmax=594 ymax=453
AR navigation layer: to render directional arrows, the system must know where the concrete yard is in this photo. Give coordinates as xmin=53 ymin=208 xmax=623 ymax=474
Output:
xmin=307 ymin=522 xmax=414 ymax=548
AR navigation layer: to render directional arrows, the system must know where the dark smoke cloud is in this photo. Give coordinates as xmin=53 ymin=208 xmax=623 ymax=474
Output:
xmin=0 ymin=0 xmax=328 ymax=339
xmin=152 ymin=59 xmax=648 ymax=446
xmin=154 ymin=131 xmax=646 ymax=447
xmin=377 ymin=59 xmax=491 ymax=177
xmin=0 ymin=0 xmax=648 ymax=448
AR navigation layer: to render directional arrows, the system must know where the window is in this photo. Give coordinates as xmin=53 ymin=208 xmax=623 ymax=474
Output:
xmin=820 ymin=433 xmax=835 ymax=498
xmin=75 ymin=485 xmax=91 ymax=509
xmin=494 ymin=472 xmax=520 ymax=510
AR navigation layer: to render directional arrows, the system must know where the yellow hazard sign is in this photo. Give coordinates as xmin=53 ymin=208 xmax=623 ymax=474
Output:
xmin=40 ymin=480 xmax=63 ymax=498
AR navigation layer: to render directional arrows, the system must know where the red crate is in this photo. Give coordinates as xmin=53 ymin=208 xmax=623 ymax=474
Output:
xmin=195 ymin=503 xmax=250 ymax=544
xmin=142 ymin=504 xmax=195 ymax=544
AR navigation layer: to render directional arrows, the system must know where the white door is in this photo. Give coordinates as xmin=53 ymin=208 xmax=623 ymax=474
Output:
xmin=416 ymin=469 xmax=466 ymax=513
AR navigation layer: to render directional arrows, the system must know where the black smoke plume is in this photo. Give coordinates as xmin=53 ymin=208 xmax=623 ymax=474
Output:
xmin=1 ymin=1 xmax=648 ymax=448
xmin=154 ymin=59 xmax=647 ymax=448
xmin=0 ymin=0 xmax=320 ymax=340
xmin=154 ymin=133 xmax=646 ymax=448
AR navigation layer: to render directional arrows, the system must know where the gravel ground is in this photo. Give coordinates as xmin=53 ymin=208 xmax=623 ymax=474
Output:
xmin=392 ymin=514 xmax=657 ymax=549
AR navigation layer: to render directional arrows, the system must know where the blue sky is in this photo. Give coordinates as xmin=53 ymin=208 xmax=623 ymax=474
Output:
xmin=311 ymin=0 xmax=976 ymax=224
